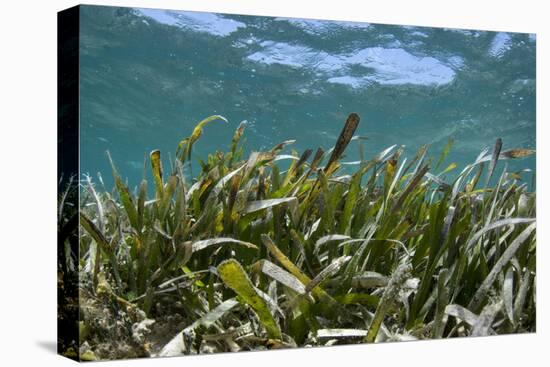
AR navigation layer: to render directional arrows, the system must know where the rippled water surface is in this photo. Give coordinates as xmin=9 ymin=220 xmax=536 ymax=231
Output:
xmin=79 ymin=6 xmax=536 ymax=188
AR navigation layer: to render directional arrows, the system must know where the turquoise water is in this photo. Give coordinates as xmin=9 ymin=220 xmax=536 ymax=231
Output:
xmin=79 ymin=6 xmax=536 ymax=189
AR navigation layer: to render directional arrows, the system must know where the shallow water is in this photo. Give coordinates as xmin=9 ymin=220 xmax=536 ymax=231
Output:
xmin=78 ymin=5 xmax=536 ymax=189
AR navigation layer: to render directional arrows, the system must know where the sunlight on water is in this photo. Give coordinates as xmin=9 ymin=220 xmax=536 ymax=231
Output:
xmin=79 ymin=6 xmax=535 ymax=189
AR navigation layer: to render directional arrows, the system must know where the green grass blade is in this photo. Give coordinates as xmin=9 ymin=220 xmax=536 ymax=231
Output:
xmin=217 ymin=259 xmax=282 ymax=340
xmin=244 ymin=197 xmax=297 ymax=214
xmin=435 ymin=138 xmax=454 ymax=170
xmin=365 ymin=263 xmax=411 ymax=343
xmin=513 ymin=269 xmax=532 ymax=327
xmin=159 ymin=298 xmax=239 ymax=356
xmin=433 ymin=268 xmax=449 ymax=338
xmin=339 ymin=169 xmax=363 ymax=234
xmin=150 ymin=150 xmax=164 ymax=200
xmin=465 ymin=218 xmax=536 ymax=252
xmin=486 ymin=138 xmax=502 ymax=187
xmin=468 ymin=222 xmax=536 ymax=311
xmin=137 ymin=179 xmax=147 ymax=231
xmin=324 ymin=113 xmax=360 ymax=174
xmin=261 ymin=234 xmax=339 ymax=308
xmin=80 ymin=213 xmax=122 ymax=289
xmin=471 ymin=301 xmax=502 ymax=337
xmin=107 ymin=151 xmax=139 ymax=229
xmin=192 ymin=237 xmax=258 ymax=252
xmin=503 ymin=266 xmax=515 ymax=324
xmin=252 ymin=260 xmax=306 ymax=295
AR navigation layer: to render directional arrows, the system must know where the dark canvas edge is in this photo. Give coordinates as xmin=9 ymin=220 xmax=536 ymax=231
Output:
xmin=57 ymin=4 xmax=81 ymax=362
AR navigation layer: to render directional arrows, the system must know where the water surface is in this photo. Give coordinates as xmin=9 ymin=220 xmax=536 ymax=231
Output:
xmin=79 ymin=6 xmax=536 ymax=189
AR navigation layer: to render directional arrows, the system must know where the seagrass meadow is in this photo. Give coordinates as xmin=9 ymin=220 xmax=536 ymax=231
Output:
xmin=58 ymin=112 xmax=536 ymax=361
xmin=56 ymin=4 xmax=537 ymax=362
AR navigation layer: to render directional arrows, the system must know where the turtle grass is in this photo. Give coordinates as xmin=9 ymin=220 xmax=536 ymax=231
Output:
xmin=73 ymin=113 xmax=536 ymax=360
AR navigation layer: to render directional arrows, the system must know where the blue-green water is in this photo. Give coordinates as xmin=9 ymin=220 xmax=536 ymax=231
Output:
xmin=79 ymin=6 xmax=536 ymax=189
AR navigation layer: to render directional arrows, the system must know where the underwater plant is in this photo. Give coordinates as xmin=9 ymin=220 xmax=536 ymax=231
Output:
xmin=76 ymin=113 xmax=535 ymax=360
xmin=58 ymin=175 xmax=80 ymax=359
